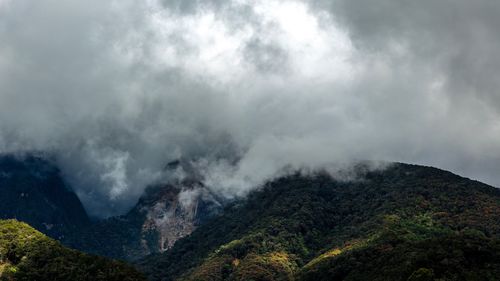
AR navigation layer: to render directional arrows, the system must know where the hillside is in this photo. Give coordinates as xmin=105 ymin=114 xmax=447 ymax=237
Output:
xmin=0 ymin=219 xmax=145 ymax=281
xmin=137 ymin=163 xmax=500 ymax=281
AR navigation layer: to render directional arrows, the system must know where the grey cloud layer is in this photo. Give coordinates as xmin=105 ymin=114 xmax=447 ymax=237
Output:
xmin=0 ymin=0 xmax=499 ymax=216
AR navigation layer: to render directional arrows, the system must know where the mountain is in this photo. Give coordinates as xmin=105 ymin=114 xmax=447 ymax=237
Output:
xmin=0 ymin=153 xmax=90 ymax=240
xmin=2 ymin=153 xmax=499 ymax=280
xmin=0 ymin=219 xmax=145 ymax=281
xmin=136 ymin=163 xmax=500 ymax=281
xmin=69 ymin=182 xmax=223 ymax=261
xmin=0 ymin=154 xmax=223 ymax=261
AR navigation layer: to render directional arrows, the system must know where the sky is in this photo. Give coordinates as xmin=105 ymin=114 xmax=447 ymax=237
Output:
xmin=1 ymin=0 xmax=500 ymax=217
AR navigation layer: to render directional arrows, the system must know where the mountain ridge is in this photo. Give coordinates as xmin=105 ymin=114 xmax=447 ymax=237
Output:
xmin=137 ymin=163 xmax=500 ymax=281
xmin=1 ymin=153 xmax=500 ymax=280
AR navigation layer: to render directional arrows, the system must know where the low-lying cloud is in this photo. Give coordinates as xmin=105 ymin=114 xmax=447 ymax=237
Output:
xmin=1 ymin=0 xmax=499 ymax=217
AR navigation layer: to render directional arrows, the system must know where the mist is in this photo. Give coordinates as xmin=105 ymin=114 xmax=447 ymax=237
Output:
xmin=1 ymin=0 xmax=499 ymax=217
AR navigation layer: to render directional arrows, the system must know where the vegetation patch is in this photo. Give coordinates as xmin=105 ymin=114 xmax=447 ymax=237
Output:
xmin=0 ymin=220 xmax=145 ymax=281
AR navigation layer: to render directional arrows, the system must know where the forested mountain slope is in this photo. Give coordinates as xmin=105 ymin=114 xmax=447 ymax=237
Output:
xmin=137 ymin=163 xmax=500 ymax=281
xmin=0 ymin=220 xmax=145 ymax=281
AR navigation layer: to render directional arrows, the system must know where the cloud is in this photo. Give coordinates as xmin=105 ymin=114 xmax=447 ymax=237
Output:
xmin=1 ymin=0 xmax=499 ymax=216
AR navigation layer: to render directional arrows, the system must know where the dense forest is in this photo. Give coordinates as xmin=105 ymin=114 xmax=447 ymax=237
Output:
xmin=137 ymin=163 xmax=500 ymax=281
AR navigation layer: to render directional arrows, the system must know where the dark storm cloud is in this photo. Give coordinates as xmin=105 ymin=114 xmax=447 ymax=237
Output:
xmin=309 ymin=0 xmax=500 ymax=185
xmin=0 ymin=0 xmax=499 ymax=216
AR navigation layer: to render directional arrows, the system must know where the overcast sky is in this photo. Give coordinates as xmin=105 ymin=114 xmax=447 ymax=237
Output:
xmin=1 ymin=0 xmax=500 ymax=217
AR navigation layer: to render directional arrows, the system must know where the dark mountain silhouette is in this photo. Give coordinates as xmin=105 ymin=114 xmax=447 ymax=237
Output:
xmin=0 ymin=153 xmax=89 ymax=240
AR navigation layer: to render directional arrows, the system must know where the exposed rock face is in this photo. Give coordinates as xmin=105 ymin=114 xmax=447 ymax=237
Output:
xmin=138 ymin=184 xmax=223 ymax=253
xmin=0 ymin=153 xmax=90 ymax=240
xmin=69 ymin=182 xmax=224 ymax=261
xmin=130 ymin=159 xmax=224 ymax=255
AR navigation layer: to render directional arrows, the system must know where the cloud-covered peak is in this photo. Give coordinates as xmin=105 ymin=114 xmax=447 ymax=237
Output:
xmin=1 ymin=0 xmax=499 ymax=217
